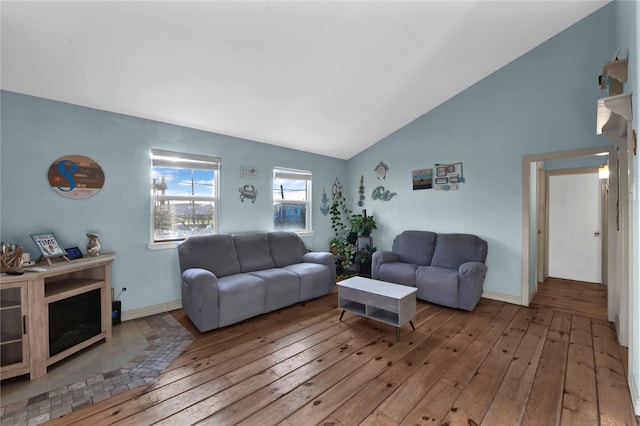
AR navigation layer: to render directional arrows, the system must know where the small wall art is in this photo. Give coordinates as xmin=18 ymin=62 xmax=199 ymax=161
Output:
xmin=239 ymin=184 xmax=258 ymax=203
xmin=433 ymin=162 xmax=465 ymax=191
xmin=372 ymin=186 xmax=397 ymax=201
xmin=358 ymin=175 xmax=365 ymax=206
xmin=239 ymin=166 xmax=258 ymax=178
xmin=48 ymin=155 xmax=105 ymax=199
xmin=412 ymin=168 xmax=433 ymax=190
xmin=374 ymin=162 xmax=388 ymax=180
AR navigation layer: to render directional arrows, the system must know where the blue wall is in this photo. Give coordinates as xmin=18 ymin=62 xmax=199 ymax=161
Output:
xmin=0 ymin=92 xmax=347 ymax=313
xmin=346 ymin=3 xmax=616 ymax=300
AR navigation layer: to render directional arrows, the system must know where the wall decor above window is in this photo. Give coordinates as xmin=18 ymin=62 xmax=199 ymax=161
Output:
xmin=47 ymin=155 xmax=105 ymax=199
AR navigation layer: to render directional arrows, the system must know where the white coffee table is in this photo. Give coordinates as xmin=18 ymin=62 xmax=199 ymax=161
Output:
xmin=337 ymin=276 xmax=417 ymax=340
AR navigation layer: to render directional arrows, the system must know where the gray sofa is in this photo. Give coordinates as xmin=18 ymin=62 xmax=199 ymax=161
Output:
xmin=178 ymin=231 xmax=336 ymax=332
xmin=371 ymin=231 xmax=488 ymax=311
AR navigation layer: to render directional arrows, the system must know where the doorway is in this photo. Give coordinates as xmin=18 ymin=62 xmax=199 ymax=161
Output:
xmin=521 ymin=146 xmax=616 ymax=307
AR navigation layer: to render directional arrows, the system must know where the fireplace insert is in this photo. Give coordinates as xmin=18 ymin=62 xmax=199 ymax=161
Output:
xmin=48 ymin=289 xmax=101 ymax=357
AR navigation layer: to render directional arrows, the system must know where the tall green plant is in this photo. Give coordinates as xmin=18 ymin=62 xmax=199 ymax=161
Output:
xmin=329 ymin=191 xmax=354 ymax=270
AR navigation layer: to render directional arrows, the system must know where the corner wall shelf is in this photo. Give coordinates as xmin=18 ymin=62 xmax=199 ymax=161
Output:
xmin=597 ymin=92 xmax=632 ymax=139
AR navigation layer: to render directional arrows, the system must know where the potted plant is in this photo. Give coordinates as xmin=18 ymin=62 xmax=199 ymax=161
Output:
xmin=356 ymin=243 xmax=377 ymax=276
xmin=329 ymin=191 xmax=355 ymax=271
xmin=350 ymin=210 xmax=377 ymax=236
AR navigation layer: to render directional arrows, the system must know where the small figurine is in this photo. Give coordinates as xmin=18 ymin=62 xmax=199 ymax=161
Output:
xmin=86 ymin=232 xmax=101 ymax=256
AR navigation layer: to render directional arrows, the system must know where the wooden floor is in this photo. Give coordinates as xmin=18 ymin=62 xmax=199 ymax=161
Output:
xmin=48 ymin=279 xmax=639 ymax=425
xmin=530 ymin=277 xmax=608 ymax=321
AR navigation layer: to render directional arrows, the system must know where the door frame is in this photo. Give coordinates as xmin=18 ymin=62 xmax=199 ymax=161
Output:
xmin=521 ymin=146 xmax=616 ymax=307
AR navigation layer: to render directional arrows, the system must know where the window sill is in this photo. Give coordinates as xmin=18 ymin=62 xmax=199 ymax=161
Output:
xmin=296 ymin=230 xmax=314 ymax=237
xmin=148 ymin=241 xmax=180 ymax=250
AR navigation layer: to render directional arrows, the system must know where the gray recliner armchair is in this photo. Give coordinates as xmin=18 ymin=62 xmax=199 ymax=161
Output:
xmin=371 ymin=230 xmax=488 ymax=311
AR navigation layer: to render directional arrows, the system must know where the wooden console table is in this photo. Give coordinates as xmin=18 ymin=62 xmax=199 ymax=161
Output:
xmin=0 ymin=254 xmax=114 ymax=380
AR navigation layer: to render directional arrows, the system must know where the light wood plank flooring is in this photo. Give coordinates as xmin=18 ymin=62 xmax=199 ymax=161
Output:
xmin=47 ymin=280 xmax=638 ymax=425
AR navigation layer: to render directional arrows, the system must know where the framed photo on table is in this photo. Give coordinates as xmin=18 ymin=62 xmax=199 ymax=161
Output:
xmin=30 ymin=233 xmax=70 ymax=264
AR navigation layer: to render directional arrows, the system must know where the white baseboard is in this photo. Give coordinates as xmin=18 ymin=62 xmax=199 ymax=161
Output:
xmin=630 ymin=372 xmax=640 ymax=416
xmin=121 ymin=300 xmax=182 ymax=322
xmin=481 ymin=290 xmax=523 ymax=306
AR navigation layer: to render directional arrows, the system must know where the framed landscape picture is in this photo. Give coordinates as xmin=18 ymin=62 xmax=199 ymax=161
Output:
xmin=30 ymin=233 xmax=67 ymax=258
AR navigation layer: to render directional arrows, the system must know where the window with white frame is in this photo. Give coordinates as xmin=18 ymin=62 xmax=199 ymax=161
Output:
xmin=151 ymin=149 xmax=220 ymax=243
xmin=273 ymin=167 xmax=312 ymax=232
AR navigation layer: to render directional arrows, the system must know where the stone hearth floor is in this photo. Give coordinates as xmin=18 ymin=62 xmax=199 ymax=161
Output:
xmin=0 ymin=313 xmax=193 ymax=426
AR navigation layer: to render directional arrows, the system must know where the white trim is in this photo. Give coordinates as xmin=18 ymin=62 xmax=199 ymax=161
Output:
xmin=121 ymin=299 xmax=182 ymax=322
xmin=630 ymin=372 xmax=640 ymax=415
xmin=481 ymin=290 xmax=523 ymax=306
xmin=148 ymin=241 xmax=179 ymax=250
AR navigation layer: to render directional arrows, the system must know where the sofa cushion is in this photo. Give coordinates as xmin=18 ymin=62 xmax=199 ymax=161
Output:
xmin=233 ymin=233 xmax=275 ymax=272
xmin=431 ymin=234 xmax=488 ymax=270
xmin=248 ymin=268 xmax=300 ymax=312
xmin=268 ymin=231 xmax=307 ymax=267
xmin=284 ymin=262 xmax=331 ymax=301
xmin=391 ymin=231 xmax=437 ymax=266
xmin=217 ymin=273 xmax=266 ymax=327
xmin=378 ymin=262 xmax=419 ymax=286
xmin=177 ymin=233 xmax=241 ymax=278
xmin=416 ymin=265 xmax=459 ymax=308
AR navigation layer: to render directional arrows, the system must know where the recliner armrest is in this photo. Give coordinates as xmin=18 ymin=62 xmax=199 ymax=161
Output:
xmin=182 ymin=267 xmax=219 ymax=290
xmin=181 ymin=268 xmax=221 ymax=332
xmin=371 ymin=251 xmax=399 ymax=279
xmin=303 ymin=251 xmax=333 ymax=266
xmin=372 ymin=251 xmax=399 ymax=265
xmin=459 ymin=261 xmax=487 ymax=279
xmin=457 ymin=261 xmax=488 ymax=311
xmin=303 ymin=251 xmax=337 ymax=289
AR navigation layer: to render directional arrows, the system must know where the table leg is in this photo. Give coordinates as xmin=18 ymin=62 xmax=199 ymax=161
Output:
xmin=410 ymin=320 xmax=416 ymax=330
xmin=396 ymin=327 xmax=400 ymax=341
xmin=339 ymin=310 xmax=345 ymax=321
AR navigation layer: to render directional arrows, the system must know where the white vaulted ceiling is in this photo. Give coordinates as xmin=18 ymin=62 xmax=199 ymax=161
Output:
xmin=1 ymin=1 xmax=609 ymax=159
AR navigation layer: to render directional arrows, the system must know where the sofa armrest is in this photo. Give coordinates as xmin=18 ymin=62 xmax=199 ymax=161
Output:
xmin=303 ymin=251 xmax=337 ymax=289
xmin=371 ymin=251 xmax=399 ymax=279
xmin=457 ymin=262 xmax=488 ymax=311
xmin=181 ymin=268 xmax=221 ymax=332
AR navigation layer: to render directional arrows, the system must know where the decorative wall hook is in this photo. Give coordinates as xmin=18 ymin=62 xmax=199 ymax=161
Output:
xmin=320 ymin=187 xmax=330 ymax=215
